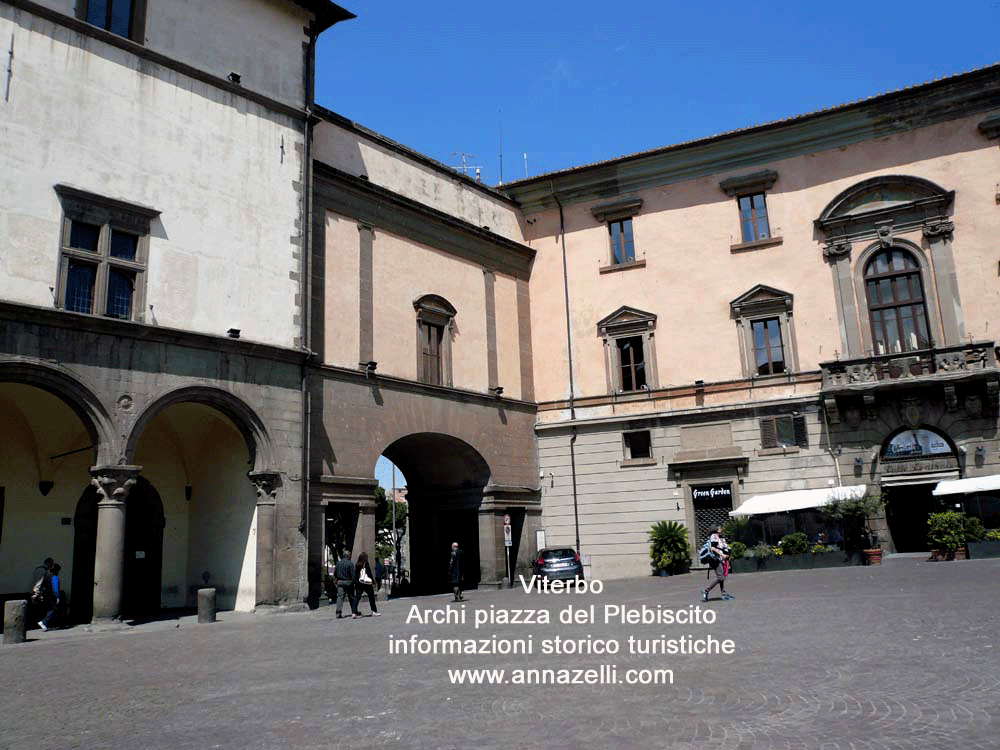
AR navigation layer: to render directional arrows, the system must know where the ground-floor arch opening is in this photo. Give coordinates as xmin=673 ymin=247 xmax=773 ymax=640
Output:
xmin=0 ymin=382 xmax=98 ymax=616
xmin=879 ymin=426 xmax=960 ymax=552
xmin=132 ymin=400 xmax=259 ymax=613
xmin=381 ymin=433 xmax=492 ymax=596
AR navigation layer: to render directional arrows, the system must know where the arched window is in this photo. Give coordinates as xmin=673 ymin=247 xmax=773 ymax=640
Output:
xmin=863 ymin=249 xmax=931 ymax=355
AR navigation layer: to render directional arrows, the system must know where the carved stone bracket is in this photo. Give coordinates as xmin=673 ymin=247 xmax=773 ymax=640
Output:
xmin=944 ymin=384 xmax=959 ymax=411
xmin=987 ymin=381 xmax=1000 ymax=410
xmin=824 ymin=396 xmax=840 ymax=424
xmin=874 ymin=220 xmax=895 ymax=249
xmin=90 ymin=465 xmax=141 ymax=507
xmin=863 ymin=393 xmax=877 ymax=421
xmin=922 ymin=220 xmax=954 ymax=242
xmin=823 ymin=239 xmax=852 ymax=262
xmin=249 ymin=471 xmax=282 ymax=506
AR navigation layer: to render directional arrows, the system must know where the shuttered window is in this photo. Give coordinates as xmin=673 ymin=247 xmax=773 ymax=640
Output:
xmin=760 ymin=415 xmax=808 ymax=449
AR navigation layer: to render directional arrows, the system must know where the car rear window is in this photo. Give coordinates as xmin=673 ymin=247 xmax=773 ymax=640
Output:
xmin=541 ymin=549 xmax=575 ymax=560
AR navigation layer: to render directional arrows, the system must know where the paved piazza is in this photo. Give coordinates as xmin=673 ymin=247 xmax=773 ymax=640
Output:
xmin=2 ymin=557 xmax=998 ymax=750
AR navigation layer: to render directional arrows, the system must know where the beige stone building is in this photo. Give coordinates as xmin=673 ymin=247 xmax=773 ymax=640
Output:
xmin=501 ymin=66 xmax=1000 ymax=579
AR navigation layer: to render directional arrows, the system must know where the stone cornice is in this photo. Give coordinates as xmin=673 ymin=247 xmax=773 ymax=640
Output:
xmin=0 ymin=301 xmax=308 ymax=366
xmin=313 ymin=163 xmax=535 ymax=280
xmin=502 ymin=65 xmax=1000 ymax=212
xmin=719 ymin=169 xmax=778 ymax=197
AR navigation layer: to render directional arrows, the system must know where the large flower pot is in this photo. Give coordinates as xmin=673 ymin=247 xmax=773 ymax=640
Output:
xmin=862 ymin=548 xmax=882 ymax=565
xmin=929 ymin=547 xmax=967 ymax=561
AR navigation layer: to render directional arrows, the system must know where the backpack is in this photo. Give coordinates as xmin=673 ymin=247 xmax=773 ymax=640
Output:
xmin=698 ymin=539 xmax=715 ymax=564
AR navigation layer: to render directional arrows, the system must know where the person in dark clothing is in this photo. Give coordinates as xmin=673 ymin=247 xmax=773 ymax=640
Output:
xmin=374 ymin=558 xmax=385 ymax=592
xmin=334 ymin=550 xmax=357 ymax=619
xmin=701 ymin=527 xmax=733 ymax=601
xmin=38 ymin=563 xmax=61 ymax=631
xmin=351 ymin=552 xmax=380 ymax=618
xmin=448 ymin=542 xmax=464 ymax=602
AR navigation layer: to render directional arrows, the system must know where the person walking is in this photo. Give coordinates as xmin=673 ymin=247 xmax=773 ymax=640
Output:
xmin=334 ymin=550 xmax=357 ymax=619
xmin=374 ymin=557 xmax=385 ymax=592
xmin=447 ymin=542 xmax=464 ymax=602
xmin=701 ymin=527 xmax=733 ymax=602
xmin=38 ymin=562 xmax=61 ymax=631
xmin=351 ymin=552 xmax=380 ymax=618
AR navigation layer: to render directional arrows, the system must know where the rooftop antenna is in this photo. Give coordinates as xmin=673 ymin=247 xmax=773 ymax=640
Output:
xmin=524 ymin=152 xmax=528 ymax=178
xmin=451 ymin=151 xmax=483 ymax=179
xmin=498 ymin=110 xmax=503 ymax=185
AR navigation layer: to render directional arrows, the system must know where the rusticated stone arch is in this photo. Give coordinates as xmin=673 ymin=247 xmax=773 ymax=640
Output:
xmin=124 ymin=385 xmax=273 ymax=472
xmin=0 ymin=360 xmax=115 ymax=464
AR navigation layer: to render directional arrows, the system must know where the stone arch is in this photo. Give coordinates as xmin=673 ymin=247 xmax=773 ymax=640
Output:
xmin=124 ymin=386 xmax=273 ymax=472
xmin=0 ymin=360 xmax=114 ymax=464
xmin=817 ymin=175 xmax=953 ymax=226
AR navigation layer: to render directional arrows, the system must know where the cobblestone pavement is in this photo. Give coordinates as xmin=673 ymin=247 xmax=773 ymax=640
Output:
xmin=2 ymin=557 xmax=998 ymax=750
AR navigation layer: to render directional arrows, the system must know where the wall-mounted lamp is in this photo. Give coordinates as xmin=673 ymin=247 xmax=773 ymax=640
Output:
xmin=853 ymin=457 xmax=864 ymax=469
xmin=489 ymin=386 xmax=504 ymax=398
xmin=694 ymin=379 xmax=705 ymax=388
xmin=38 ymin=480 xmax=54 ymax=496
xmin=227 ymin=328 xmax=241 ymax=339
xmin=228 ymin=72 xmax=241 ymax=84
xmin=361 ymin=360 xmax=377 ymax=378
xmin=976 ymin=445 xmax=986 ymax=459
xmin=958 ymin=445 xmax=968 ymax=454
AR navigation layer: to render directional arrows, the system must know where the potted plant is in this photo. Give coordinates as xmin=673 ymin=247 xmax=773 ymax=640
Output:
xmin=927 ymin=511 xmax=967 ymax=560
xmin=825 ymin=492 xmax=884 ymax=565
xmin=649 ymin=521 xmax=692 ymax=576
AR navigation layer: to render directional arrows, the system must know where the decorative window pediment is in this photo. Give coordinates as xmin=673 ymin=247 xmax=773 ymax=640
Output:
xmin=597 ymin=306 xmax=656 ymax=335
xmin=591 ymin=198 xmax=643 ymax=223
xmin=719 ymin=169 xmax=778 ymax=197
xmin=413 ymin=294 xmax=457 ymax=326
xmin=815 ymin=175 xmax=953 ymax=238
xmin=729 ymin=285 xmax=793 ymax=318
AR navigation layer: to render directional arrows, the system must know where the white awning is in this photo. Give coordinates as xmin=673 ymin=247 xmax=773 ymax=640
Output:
xmin=932 ymin=475 xmax=1000 ymax=496
xmin=730 ymin=484 xmax=868 ymax=517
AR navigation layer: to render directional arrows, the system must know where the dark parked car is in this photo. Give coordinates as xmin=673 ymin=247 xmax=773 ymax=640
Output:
xmin=533 ymin=547 xmax=584 ymax=585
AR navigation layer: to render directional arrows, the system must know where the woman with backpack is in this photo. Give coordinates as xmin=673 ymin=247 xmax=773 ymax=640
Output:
xmin=701 ymin=528 xmax=734 ymax=602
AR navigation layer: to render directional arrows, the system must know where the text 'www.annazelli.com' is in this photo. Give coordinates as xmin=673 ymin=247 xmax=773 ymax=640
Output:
xmin=447 ymin=666 xmax=673 ymax=685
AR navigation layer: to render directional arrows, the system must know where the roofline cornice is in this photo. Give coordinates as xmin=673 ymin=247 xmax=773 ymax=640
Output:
xmin=502 ymin=64 xmax=1000 ymax=212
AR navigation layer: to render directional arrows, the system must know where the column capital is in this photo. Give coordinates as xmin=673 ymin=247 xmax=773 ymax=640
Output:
xmin=89 ymin=465 xmax=142 ymax=507
xmin=823 ymin=239 xmax=852 ymax=262
xmin=248 ymin=471 xmax=283 ymax=506
xmin=923 ymin=220 xmax=954 ymax=241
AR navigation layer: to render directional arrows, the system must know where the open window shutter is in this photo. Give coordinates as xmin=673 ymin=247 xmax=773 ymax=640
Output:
xmin=760 ymin=418 xmax=777 ymax=449
xmin=793 ymin=415 xmax=808 ymax=448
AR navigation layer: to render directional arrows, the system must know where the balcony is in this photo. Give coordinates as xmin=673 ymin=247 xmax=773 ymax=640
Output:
xmin=819 ymin=341 xmax=1000 ymax=421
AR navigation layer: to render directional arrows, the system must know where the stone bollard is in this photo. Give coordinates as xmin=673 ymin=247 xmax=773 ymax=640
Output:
xmin=3 ymin=600 xmax=27 ymax=645
xmin=197 ymin=588 xmax=217 ymax=624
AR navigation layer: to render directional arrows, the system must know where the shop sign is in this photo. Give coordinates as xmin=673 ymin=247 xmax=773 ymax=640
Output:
xmin=884 ymin=429 xmax=952 ymax=459
xmin=691 ymin=484 xmax=732 ymax=503
xmin=882 ymin=456 xmax=959 ymax=474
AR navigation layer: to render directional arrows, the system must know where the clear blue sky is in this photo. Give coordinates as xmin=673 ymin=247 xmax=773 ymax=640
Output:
xmin=324 ymin=1 xmax=998 ymax=490
xmin=316 ymin=1 xmax=998 ymax=186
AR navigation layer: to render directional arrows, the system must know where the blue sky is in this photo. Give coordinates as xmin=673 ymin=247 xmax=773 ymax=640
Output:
xmin=316 ymin=1 xmax=998 ymax=187
xmin=321 ymin=1 xmax=998 ymax=489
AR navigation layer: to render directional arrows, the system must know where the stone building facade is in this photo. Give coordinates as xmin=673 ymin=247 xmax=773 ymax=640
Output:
xmin=501 ymin=66 xmax=1000 ymax=579
xmin=0 ymin=0 xmax=352 ymax=619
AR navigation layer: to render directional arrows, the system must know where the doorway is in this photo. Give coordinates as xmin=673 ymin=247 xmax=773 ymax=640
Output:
xmin=884 ymin=483 xmax=936 ymax=552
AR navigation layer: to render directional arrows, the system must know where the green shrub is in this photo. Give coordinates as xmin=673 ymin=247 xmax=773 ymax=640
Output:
xmin=720 ymin=516 xmax=752 ymax=545
xmin=749 ymin=542 xmax=772 ymax=559
xmin=649 ymin=521 xmax=692 ymax=574
xmin=779 ymin=532 xmax=810 ymax=555
xmin=927 ymin=511 xmax=966 ymax=551
xmin=985 ymin=529 xmax=1000 ymax=542
xmin=728 ymin=541 xmax=747 ymax=559
xmin=825 ymin=493 xmax=884 ymax=550
xmin=811 ymin=543 xmax=827 ymax=554
xmin=964 ymin=516 xmax=986 ymax=543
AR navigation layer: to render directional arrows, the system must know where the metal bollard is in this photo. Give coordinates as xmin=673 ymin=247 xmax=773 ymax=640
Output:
xmin=197 ymin=588 xmax=217 ymax=623
xmin=3 ymin=600 xmax=27 ymax=645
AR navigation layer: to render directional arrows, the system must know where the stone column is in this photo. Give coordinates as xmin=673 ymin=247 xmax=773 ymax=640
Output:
xmin=923 ymin=221 xmax=964 ymax=345
xmin=249 ymin=471 xmax=281 ymax=607
xmin=823 ymin=240 xmax=860 ymax=357
xmin=478 ymin=502 xmax=506 ymax=590
xmin=90 ymin=465 xmax=141 ymax=622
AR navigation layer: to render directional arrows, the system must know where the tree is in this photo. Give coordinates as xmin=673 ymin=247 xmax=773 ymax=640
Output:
xmin=374 ymin=486 xmax=408 ymax=564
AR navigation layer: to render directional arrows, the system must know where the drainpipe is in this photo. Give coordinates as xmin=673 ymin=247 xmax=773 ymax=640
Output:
xmin=299 ymin=23 xmax=319 ymax=604
xmin=553 ymin=189 xmax=581 ymax=553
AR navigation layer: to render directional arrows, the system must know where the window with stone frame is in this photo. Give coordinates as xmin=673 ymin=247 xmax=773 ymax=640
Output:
xmin=54 ymin=185 xmax=158 ymax=322
xmin=77 ymin=0 xmax=148 ymax=43
xmin=597 ymin=306 xmax=658 ymax=393
xmin=760 ymin=415 xmax=808 ymax=449
xmin=413 ymin=295 xmax=456 ymax=387
xmin=591 ymin=198 xmax=644 ymax=272
xmin=863 ymin=248 xmax=932 ymax=355
xmin=719 ymin=170 xmax=781 ymax=250
xmin=623 ymin=430 xmax=652 ymax=460
xmin=730 ymin=285 xmax=798 ymax=378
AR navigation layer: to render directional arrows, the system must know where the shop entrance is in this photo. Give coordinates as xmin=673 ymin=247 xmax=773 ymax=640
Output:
xmin=883 ymin=484 xmax=937 ymax=552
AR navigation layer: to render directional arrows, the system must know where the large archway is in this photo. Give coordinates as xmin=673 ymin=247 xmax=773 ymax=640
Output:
xmin=381 ymin=433 xmax=491 ymax=595
xmin=0 ymin=382 xmax=99 ymax=604
xmin=131 ymin=400 xmax=259 ymax=611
